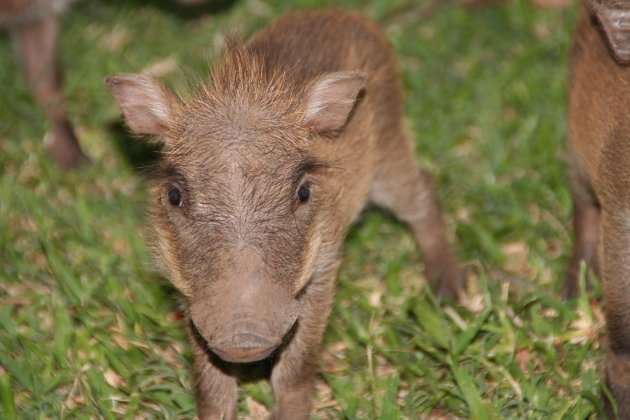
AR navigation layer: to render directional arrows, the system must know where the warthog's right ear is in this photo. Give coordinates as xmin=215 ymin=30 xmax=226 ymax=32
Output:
xmin=590 ymin=0 xmax=630 ymax=63
xmin=105 ymin=73 xmax=181 ymax=138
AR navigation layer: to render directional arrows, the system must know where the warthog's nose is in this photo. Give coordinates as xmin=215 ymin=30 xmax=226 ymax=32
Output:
xmin=211 ymin=333 xmax=279 ymax=363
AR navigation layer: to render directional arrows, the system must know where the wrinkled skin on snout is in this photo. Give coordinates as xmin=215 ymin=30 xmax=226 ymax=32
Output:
xmin=188 ymin=254 xmax=301 ymax=363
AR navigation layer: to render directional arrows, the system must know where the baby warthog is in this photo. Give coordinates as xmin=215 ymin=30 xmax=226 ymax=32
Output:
xmin=565 ymin=0 xmax=630 ymax=417
xmin=107 ymin=9 xmax=463 ymax=419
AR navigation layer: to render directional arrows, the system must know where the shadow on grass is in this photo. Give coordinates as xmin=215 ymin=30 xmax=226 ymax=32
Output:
xmin=103 ymin=0 xmax=238 ymax=19
xmin=345 ymin=206 xmax=406 ymax=243
xmin=107 ymin=121 xmax=162 ymax=174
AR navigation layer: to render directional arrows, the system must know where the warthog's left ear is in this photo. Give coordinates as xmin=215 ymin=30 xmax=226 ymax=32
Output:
xmin=302 ymin=70 xmax=366 ymax=133
xmin=590 ymin=0 xmax=630 ymax=64
xmin=106 ymin=73 xmax=182 ymax=139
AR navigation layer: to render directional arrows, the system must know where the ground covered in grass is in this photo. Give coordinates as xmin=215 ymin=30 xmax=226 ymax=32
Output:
xmin=0 ymin=0 xmax=606 ymax=418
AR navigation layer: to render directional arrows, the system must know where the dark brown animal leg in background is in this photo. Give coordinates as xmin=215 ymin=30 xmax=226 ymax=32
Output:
xmin=13 ymin=15 xmax=86 ymax=168
xmin=563 ymin=168 xmax=600 ymax=298
xmin=370 ymin=136 xmax=464 ymax=300
xmin=189 ymin=324 xmax=238 ymax=420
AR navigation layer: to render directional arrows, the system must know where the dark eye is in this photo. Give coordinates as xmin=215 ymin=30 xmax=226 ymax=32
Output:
xmin=297 ymin=185 xmax=310 ymax=203
xmin=168 ymin=187 xmax=183 ymax=207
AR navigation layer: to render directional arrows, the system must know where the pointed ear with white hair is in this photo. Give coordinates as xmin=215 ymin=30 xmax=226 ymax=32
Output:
xmin=590 ymin=0 xmax=630 ymax=63
xmin=106 ymin=73 xmax=182 ymax=140
xmin=302 ymin=70 xmax=366 ymax=133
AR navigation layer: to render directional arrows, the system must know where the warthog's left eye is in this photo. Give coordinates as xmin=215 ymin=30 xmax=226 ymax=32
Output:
xmin=297 ymin=185 xmax=310 ymax=203
xmin=168 ymin=187 xmax=183 ymax=207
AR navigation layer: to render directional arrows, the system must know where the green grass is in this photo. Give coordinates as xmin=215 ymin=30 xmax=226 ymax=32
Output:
xmin=0 ymin=0 xmax=606 ymax=418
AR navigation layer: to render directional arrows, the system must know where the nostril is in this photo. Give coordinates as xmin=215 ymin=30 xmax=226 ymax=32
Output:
xmin=227 ymin=318 xmax=274 ymax=337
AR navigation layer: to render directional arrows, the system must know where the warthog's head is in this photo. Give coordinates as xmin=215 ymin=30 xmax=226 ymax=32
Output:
xmin=107 ymin=46 xmax=365 ymax=362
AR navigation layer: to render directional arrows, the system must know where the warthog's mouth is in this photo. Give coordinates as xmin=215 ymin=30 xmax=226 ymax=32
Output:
xmin=210 ymin=342 xmax=279 ymax=363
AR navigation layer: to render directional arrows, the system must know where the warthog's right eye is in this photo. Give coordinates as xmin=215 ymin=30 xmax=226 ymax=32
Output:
xmin=297 ymin=185 xmax=310 ymax=203
xmin=168 ymin=187 xmax=183 ymax=207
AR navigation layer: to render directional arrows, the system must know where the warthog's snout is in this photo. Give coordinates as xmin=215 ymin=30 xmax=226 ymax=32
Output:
xmin=190 ymin=294 xmax=300 ymax=363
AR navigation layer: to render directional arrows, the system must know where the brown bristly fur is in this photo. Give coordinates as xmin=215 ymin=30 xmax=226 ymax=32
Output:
xmin=107 ymin=9 xmax=464 ymax=419
xmin=565 ymin=1 xmax=630 ymax=417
